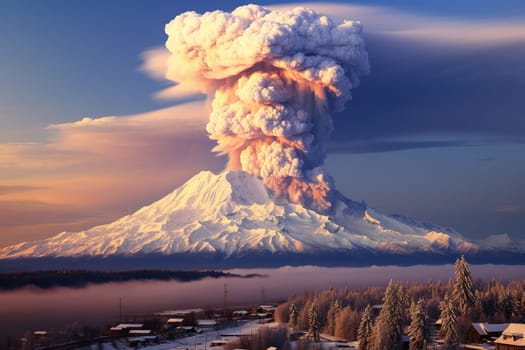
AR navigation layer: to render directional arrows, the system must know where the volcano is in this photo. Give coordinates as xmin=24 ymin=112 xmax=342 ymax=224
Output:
xmin=0 ymin=170 xmax=478 ymax=266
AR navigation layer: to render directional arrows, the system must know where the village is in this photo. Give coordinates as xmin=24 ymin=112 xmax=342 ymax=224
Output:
xmin=21 ymin=301 xmax=525 ymax=350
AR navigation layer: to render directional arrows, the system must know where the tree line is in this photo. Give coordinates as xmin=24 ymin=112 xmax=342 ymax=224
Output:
xmin=0 ymin=269 xmax=255 ymax=290
xmin=274 ymin=256 xmax=525 ymax=350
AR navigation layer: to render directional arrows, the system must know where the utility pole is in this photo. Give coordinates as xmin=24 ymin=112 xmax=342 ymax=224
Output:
xmin=224 ymin=284 xmax=228 ymax=322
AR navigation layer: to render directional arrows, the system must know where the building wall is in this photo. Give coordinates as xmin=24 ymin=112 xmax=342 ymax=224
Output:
xmin=465 ymin=327 xmax=482 ymax=344
xmin=496 ymin=343 xmax=525 ymax=350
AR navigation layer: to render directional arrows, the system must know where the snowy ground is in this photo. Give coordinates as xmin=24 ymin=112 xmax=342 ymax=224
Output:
xmin=93 ymin=321 xmax=359 ymax=350
xmin=96 ymin=320 xmax=267 ymax=350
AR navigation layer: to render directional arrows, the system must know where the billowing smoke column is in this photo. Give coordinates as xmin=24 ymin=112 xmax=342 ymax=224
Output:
xmin=165 ymin=5 xmax=369 ymax=212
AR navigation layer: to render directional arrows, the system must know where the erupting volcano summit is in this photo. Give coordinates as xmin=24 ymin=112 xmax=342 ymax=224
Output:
xmin=164 ymin=4 xmax=369 ymax=212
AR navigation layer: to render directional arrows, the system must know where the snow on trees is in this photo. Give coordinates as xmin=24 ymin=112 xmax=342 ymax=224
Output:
xmin=358 ymin=304 xmax=374 ymax=350
xmin=334 ymin=306 xmax=360 ymax=340
xmin=453 ymin=255 xmax=475 ymax=314
xmin=408 ymin=298 xmax=430 ymax=350
xmin=308 ymin=304 xmax=321 ymax=342
xmin=440 ymin=293 xmax=459 ymax=350
xmin=325 ymin=299 xmax=342 ymax=335
xmin=289 ymin=302 xmax=298 ymax=330
xmin=374 ymin=280 xmax=406 ymax=350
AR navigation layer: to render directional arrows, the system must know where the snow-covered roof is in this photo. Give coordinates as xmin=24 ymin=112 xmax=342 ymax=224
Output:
xmin=472 ymin=323 xmax=509 ymax=336
xmin=115 ymin=323 xmax=143 ymax=329
xmin=495 ymin=324 xmax=525 ymax=347
xmin=233 ymin=310 xmax=249 ymax=315
xmin=485 ymin=324 xmax=509 ymax=333
xmin=168 ymin=318 xmax=184 ymax=323
xmin=472 ymin=323 xmax=488 ymax=336
xmin=34 ymin=331 xmax=47 ymax=336
xmin=129 ymin=330 xmax=151 ymax=335
xmin=197 ymin=320 xmax=217 ymax=326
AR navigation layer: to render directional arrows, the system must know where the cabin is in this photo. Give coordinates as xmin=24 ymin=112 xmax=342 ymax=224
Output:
xmin=465 ymin=323 xmax=509 ymax=343
xmin=167 ymin=318 xmax=184 ymax=326
xmin=109 ymin=323 xmax=144 ymax=337
xmin=32 ymin=331 xmax=50 ymax=347
xmin=125 ymin=335 xmax=159 ymax=347
xmin=197 ymin=319 xmax=218 ymax=329
xmin=233 ymin=310 xmax=250 ymax=318
xmin=495 ymin=324 xmax=525 ymax=350
xmin=129 ymin=329 xmax=152 ymax=336
xmin=156 ymin=309 xmax=200 ymax=326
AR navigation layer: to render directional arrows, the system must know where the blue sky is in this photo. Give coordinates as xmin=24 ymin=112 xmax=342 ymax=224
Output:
xmin=0 ymin=0 xmax=524 ymax=247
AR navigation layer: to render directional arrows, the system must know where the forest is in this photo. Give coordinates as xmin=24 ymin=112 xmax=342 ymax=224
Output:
xmin=0 ymin=269 xmax=259 ymax=290
xmin=260 ymin=256 xmax=525 ymax=350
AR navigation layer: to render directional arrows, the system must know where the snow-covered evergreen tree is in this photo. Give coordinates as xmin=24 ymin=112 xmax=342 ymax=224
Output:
xmin=289 ymin=302 xmax=298 ymax=330
xmin=453 ymin=255 xmax=475 ymax=313
xmin=408 ymin=299 xmax=430 ymax=350
xmin=440 ymin=293 xmax=459 ymax=350
xmin=358 ymin=304 xmax=374 ymax=350
xmin=374 ymin=280 xmax=405 ymax=350
xmin=308 ymin=304 xmax=321 ymax=342
xmin=325 ymin=299 xmax=342 ymax=335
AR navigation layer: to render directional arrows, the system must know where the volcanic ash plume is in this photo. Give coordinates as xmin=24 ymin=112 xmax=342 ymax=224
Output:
xmin=164 ymin=5 xmax=369 ymax=212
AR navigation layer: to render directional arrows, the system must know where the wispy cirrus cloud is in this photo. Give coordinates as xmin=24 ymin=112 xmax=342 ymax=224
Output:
xmin=271 ymin=3 xmax=525 ymax=45
xmin=0 ymin=185 xmax=43 ymax=196
xmin=0 ymin=101 xmax=224 ymax=247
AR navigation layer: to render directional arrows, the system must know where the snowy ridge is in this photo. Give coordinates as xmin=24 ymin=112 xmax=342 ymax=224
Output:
xmin=0 ymin=171 xmax=477 ymax=260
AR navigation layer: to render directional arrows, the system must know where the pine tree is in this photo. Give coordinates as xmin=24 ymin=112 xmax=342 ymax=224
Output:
xmin=357 ymin=304 xmax=374 ymax=350
xmin=408 ymin=299 xmax=430 ymax=350
xmin=374 ymin=280 xmax=405 ymax=350
xmin=440 ymin=293 xmax=459 ymax=350
xmin=325 ymin=299 xmax=342 ymax=335
xmin=453 ymin=255 xmax=475 ymax=313
xmin=308 ymin=304 xmax=321 ymax=342
xmin=289 ymin=302 xmax=298 ymax=330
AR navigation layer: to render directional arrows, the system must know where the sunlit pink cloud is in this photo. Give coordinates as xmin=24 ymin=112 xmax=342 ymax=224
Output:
xmin=0 ymin=102 xmax=224 ymax=247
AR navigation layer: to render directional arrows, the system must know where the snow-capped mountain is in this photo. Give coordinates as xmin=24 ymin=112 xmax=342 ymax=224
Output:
xmin=0 ymin=170 xmax=477 ymax=261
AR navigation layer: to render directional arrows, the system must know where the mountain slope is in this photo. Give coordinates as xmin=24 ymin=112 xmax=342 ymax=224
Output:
xmin=0 ymin=171 xmax=477 ymax=260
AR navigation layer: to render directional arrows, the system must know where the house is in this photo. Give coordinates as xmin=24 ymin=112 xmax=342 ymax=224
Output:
xmin=167 ymin=318 xmax=184 ymax=326
xmin=109 ymin=323 xmax=144 ymax=337
xmin=495 ymin=324 xmax=525 ymax=350
xmin=465 ymin=323 xmax=509 ymax=343
xmin=197 ymin=319 xmax=217 ymax=329
xmin=156 ymin=309 xmax=200 ymax=326
xmin=129 ymin=329 xmax=152 ymax=336
xmin=114 ymin=323 xmax=143 ymax=330
xmin=233 ymin=310 xmax=250 ymax=318
xmin=258 ymin=305 xmax=276 ymax=313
